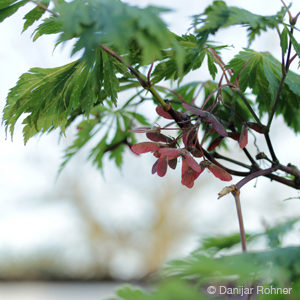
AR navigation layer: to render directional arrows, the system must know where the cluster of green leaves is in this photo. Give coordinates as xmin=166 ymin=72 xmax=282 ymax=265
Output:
xmin=60 ymin=101 xmax=148 ymax=172
xmin=151 ymin=34 xmax=222 ymax=83
xmin=228 ymin=49 xmax=300 ymax=132
xmin=3 ymin=48 xmax=128 ymax=142
xmin=2 ymin=0 xmax=299 ymax=170
xmin=110 ymin=219 xmax=300 ymax=300
xmin=55 ymin=0 xmax=177 ymax=64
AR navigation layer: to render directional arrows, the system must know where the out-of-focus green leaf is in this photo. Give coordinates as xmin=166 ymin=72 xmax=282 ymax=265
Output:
xmin=0 ymin=0 xmax=27 ymax=22
xmin=33 ymin=16 xmax=63 ymax=41
xmin=192 ymin=0 xmax=285 ymax=45
xmin=55 ymin=0 xmax=178 ymax=66
xmin=22 ymin=0 xmax=50 ymax=32
xmin=3 ymin=47 xmax=134 ymax=142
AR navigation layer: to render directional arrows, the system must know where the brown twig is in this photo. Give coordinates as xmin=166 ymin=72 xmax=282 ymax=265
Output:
xmin=30 ymin=0 xmax=58 ymax=17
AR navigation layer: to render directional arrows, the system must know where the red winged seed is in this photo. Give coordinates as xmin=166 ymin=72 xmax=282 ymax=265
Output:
xmin=183 ymin=103 xmax=227 ymax=137
xmin=183 ymin=103 xmax=208 ymax=118
xmin=239 ymin=124 xmax=248 ymax=149
xmin=158 ymin=148 xmax=182 ymax=157
xmin=181 ymin=159 xmax=202 ymax=188
xmin=152 ymin=159 xmax=159 ymax=174
xmin=208 ymin=164 xmax=232 ymax=181
xmin=168 ymin=158 xmax=177 ymax=169
xmin=183 ymin=152 xmax=202 ymax=173
xmin=156 ymin=106 xmax=173 ymax=119
xmin=208 ymin=136 xmax=224 ymax=151
xmin=131 ymin=142 xmax=160 ymax=154
xmin=129 ymin=127 xmax=153 ymax=133
xmin=205 ymin=114 xmax=228 ymax=137
xmin=146 ymin=132 xmax=172 ymax=143
xmin=157 ymin=157 xmax=168 ymax=177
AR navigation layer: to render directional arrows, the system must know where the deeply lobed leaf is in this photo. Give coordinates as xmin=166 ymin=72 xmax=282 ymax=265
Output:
xmin=228 ymin=49 xmax=300 ymax=132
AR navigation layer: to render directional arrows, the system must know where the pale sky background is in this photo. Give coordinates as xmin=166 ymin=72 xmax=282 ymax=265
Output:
xmin=0 ymin=0 xmax=300 ymax=291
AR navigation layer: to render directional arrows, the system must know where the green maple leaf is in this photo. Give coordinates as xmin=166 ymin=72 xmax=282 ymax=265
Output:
xmin=228 ymin=49 xmax=300 ymax=132
xmin=193 ymin=0 xmax=285 ymax=45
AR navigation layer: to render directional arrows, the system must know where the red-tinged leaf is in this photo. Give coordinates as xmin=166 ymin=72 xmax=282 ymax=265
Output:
xmin=208 ymin=164 xmax=232 ymax=181
xmin=205 ymin=114 xmax=228 ymax=137
xmin=239 ymin=124 xmax=248 ymax=149
xmin=181 ymin=159 xmax=201 ymax=188
xmin=158 ymin=148 xmax=182 ymax=157
xmin=208 ymin=136 xmax=224 ymax=151
xmin=131 ymin=142 xmax=159 ymax=154
xmin=152 ymin=159 xmax=159 ymax=174
xmin=156 ymin=106 xmax=173 ymax=119
xmin=183 ymin=151 xmax=202 ymax=173
xmin=247 ymin=122 xmax=266 ymax=134
xmin=228 ymin=132 xmax=240 ymax=141
xmin=183 ymin=103 xmax=227 ymax=137
xmin=168 ymin=158 xmax=177 ymax=169
xmin=157 ymin=157 xmax=168 ymax=177
xmin=146 ymin=132 xmax=172 ymax=143
xmin=129 ymin=126 xmax=152 ymax=133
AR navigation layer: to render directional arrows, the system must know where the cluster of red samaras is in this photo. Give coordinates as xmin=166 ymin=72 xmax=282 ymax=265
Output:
xmin=130 ymin=104 xmax=265 ymax=188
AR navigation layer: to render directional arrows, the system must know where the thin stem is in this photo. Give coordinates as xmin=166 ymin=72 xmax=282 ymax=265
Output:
xmin=100 ymin=45 xmax=148 ymax=89
xmin=267 ymin=27 xmax=293 ymax=130
xmin=235 ymin=90 xmax=262 ymax=126
xmin=212 ymin=152 xmax=251 ymax=169
xmin=266 ymin=75 xmax=286 ymax=130
xmin=147 ymin=61 xmax=154 ymax=86
xmin=265 ymin=173 xmax=300 ymax=189
xmin=243 ymin=148 xmax=258 ymax=168
xmin=287 ymin=53 xmax=298 ymax=68
xmin=201 ymin=84 xmax=230 ymax=110
xmin=100 ymin=45 xmax=168 ymax=109
xmin=208 ymin=47 xmax=232 ymax=82
xmin=264 ymin=132 xmax=278 ymax=163
xmin=156 ymin=85 xmax=188 ymax=103
xmin=31 ymin=0 xmax=58 ymax=17
xmin=232 ymin=189 xmax=247 ymax=252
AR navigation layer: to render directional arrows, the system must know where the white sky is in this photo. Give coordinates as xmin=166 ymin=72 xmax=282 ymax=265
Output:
xmin=0 ymin=0 xmax=300 ymax=273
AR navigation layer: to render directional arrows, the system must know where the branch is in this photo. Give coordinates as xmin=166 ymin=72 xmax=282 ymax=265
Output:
xmin=232 ymin=188 xmax=247 ymax=252
xmin=212 ymin=152 xmax=251 ymax=169
xmin=265 ymin=173 xmax=300 ymax=189
xmin=100 ymin=45 xmax=169 ymax=110
xmin=267 ymin=27 xmax=293 ymax=130
xmin=266 ymin=75 xmax=286 ymax=130
xmin=235 ymin=89 xmax=263 ymax=126
xmin=236 ymin=167 xmax=277 ymax=189
xmin=264 ymin=132 xmax=278 ymax=163
xmin=30 ymin=0 xmax=58 ymax=17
